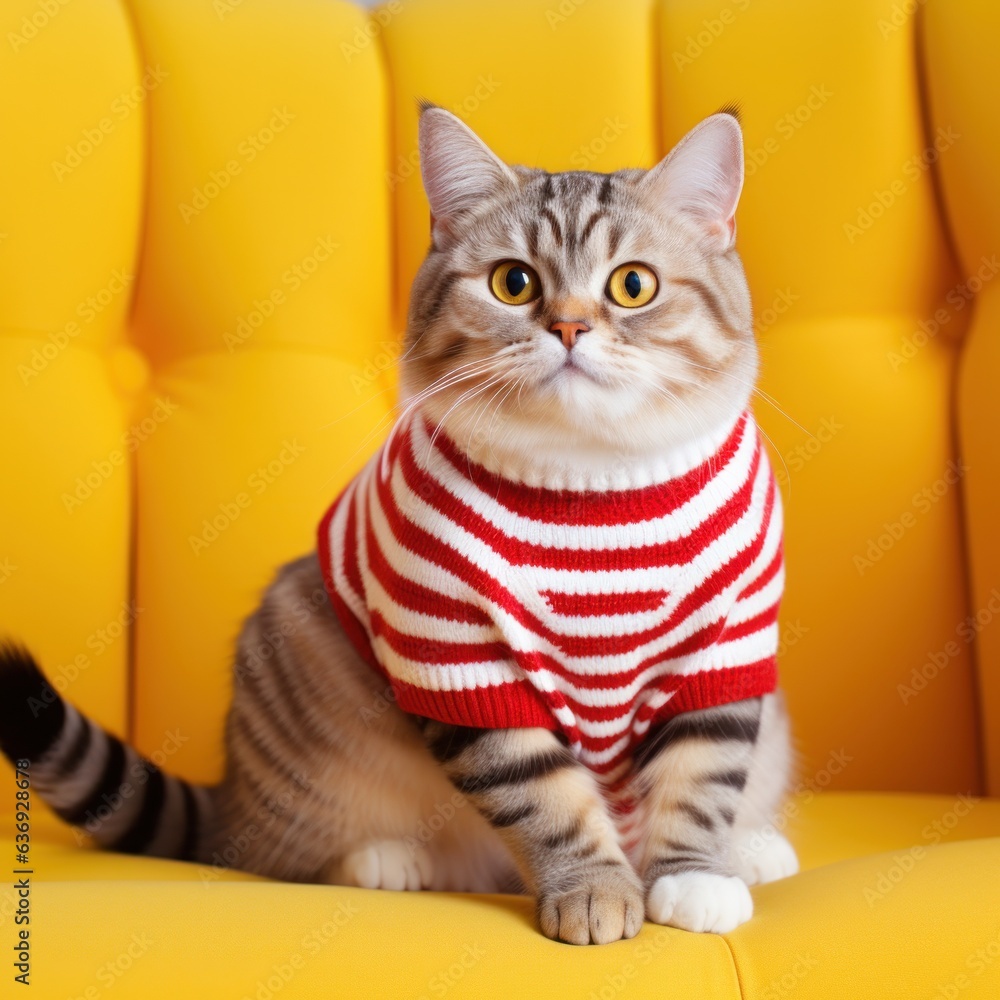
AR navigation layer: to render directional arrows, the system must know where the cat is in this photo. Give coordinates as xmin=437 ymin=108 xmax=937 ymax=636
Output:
xmin=0 ymin=105 xmax=798 ymax=945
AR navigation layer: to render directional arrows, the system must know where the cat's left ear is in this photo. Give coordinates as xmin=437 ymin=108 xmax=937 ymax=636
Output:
xmin=642 ymin=113 xmax=744 ymax=249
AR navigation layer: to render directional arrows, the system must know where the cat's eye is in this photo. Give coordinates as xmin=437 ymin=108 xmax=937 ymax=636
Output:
xmin=606 ymin=263 xmax=658 ymax=308
xmin=489 ymin=261 xmax=541 ymax=305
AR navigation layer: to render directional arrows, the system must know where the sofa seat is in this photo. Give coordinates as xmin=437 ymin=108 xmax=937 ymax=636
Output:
xmin=5 ymin=792 xmax=998 ymax=998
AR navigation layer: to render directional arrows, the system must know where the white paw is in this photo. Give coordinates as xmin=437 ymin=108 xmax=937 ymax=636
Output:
xmin=646 ymin=872 xmax=753 ymax=933
xmin=341 ymin=840 xmax=433 ymax=891
xmin=732 ymin=831 xmax=799 ymax=886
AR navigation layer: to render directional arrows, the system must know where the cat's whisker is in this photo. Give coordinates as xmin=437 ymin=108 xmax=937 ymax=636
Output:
xmin=399 ymin=358 xmax=506 ymax=408
xmin=462 ymin=384 xmax=508 ymax=473
xmin=314 ymin=342 xmax=494 ymax=433
xmin=425 ymin=375 xmax=507 ymax=461
xmin=318 ymin=362 xmax=491 ymax=442
xmin=630 ymin=368 xmax=794 ymax=491
xmin=659 ymin=372 xmax=792 ymax=486
xmin=317 ymin=361 xmax=505 ymax=493
xmin=668 ymin=359 xmax=808 ymax=438
xmin=325 ymin=345 xmax=528 ymax=493
xmin=483 ymin=378 xmax=524 ymax=470
xmin=515 ymin=373 xmax=529 ymax=414
xmin=465 ymin=379 xmax=509 ymax=460
xmin=627 ymin=369 xmax=704 ymax=439
xmin=315 ymin=382 xmax=398 ymax=432
xmin=409 ymin=381 xmax=493 ymax=467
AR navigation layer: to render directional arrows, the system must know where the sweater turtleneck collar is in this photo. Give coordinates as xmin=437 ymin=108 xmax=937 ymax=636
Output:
xmin=420 ymin=408 xmax=746 ymax=485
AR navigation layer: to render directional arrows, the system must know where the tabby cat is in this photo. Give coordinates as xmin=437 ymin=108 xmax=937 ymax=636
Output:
xmin=0 ymin=106 xmax=798 ymax=945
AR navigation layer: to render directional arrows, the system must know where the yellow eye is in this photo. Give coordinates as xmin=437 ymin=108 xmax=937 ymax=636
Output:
xmin=606 ymin=263 xmax=658 ymax=308
xmin=490 ymin=261 xmax=541 ymax=305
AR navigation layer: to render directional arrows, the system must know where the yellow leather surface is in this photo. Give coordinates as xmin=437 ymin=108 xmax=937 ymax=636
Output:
xmin=0 ymin=0 xmax=990 ymax=792
xmin=9 ymin=790 xmax=1000 ymax=880
xmin=2 ymin=793 xmax=999 ymax=997
xmin=373 ymin=0 xmax=986 ymax=795
xmin=923 ymin=0 xmax=1000 ymax=796
xmin=2 ymin=0 xmax=1000 ymax=994
xmin=654 ymin=0 xmax=979 ymax=795
xmin=381 ymin=0 xmax=660 ymax=331
xmin=0 ymin=0 xmax=143 ymax=742
xmin=732 ymin=838 xmax=1000 ymax=1000
xmin=122 ymin=0 xmax=395 ymax=781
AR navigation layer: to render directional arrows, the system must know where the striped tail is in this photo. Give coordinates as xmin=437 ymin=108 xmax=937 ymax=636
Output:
xmin=0 ymin=642 xmax=210 ymax=861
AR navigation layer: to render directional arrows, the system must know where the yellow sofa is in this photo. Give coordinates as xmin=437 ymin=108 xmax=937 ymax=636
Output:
xmin=2 ymin=0 xmax=999 ymax=995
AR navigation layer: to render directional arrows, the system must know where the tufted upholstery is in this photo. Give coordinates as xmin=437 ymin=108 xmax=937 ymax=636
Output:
xmin=1 ymin=0 xmax=999 ymax=996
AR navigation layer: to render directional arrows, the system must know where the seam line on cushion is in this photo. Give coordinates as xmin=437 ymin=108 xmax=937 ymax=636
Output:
xmin=914 ymin=0 xmax=988 ymax=798
xmin=372 ymin=8 xmax=402 ymax=345
xmin=129 ymin=340 xmax=405 ymax=369
xmin=720 ymin=931 xmax=747 ymax=999
xmin=650 ymin=0 xmax=665 ymax=161
xmin=118 ymin=0 xmax=156 ymax=747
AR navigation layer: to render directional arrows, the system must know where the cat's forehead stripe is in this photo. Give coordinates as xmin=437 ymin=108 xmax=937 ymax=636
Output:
xmin=520 ymin=170 xmax=619 ymax=265
xmin=532 ymin=170 xmax=611 ymax=204
xmin=525 ymin=220 xmax=540 ymax=259
xmin=579 ymin=210 xmax=605 ymax=247
xmin=540 ymin=208 xmax=564 ymax=248
xmin=607 ymin=222 xmax=624 ymax=259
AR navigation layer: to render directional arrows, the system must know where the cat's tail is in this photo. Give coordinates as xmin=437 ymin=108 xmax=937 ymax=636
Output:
xmin=0 ymin=641 xmax=211 ymax=861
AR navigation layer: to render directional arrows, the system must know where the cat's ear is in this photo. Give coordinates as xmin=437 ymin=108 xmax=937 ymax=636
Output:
xmin=418 ymin=104 xmax=516 ymax=244
xmin=642 ymin=113 xmax=744 ymax=249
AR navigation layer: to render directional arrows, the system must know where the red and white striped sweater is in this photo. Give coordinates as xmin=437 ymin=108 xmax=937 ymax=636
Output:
xmin=318 ymin=409 xmax=783 ymax=827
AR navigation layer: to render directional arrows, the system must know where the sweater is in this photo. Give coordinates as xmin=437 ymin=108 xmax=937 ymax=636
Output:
xmin=318 ymin=409 xmax=783 ymax=835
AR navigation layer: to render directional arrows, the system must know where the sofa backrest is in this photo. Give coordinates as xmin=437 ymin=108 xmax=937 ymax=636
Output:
xmin=1 ymin=0 xmax=996 ymax=797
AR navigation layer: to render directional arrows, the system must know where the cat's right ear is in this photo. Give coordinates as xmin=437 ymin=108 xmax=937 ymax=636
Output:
xmin=418 ymin=104 xmax=516 ymax=245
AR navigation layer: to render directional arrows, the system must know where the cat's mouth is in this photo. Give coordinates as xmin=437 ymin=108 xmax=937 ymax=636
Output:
xmin=546 ymin=352 xmax=602 ymax=385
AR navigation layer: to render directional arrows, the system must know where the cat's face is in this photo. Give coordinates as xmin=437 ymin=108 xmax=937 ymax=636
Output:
xmin=402 ymin=108 xmax=757 ymax=465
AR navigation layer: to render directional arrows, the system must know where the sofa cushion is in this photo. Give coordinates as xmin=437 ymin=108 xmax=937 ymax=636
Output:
xmin=4 ymin=792 xmax=999 ymax=997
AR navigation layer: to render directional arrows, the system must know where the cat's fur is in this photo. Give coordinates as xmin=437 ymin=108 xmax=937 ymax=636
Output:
xmin=0 ymin=107 xmax=797 ymax=944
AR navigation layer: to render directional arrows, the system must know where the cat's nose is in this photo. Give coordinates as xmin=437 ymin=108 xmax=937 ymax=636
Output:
xmin=549 ymin=320 xmax=590 ymax=349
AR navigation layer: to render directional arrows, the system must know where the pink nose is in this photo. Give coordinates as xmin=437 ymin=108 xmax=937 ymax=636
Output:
xmin=549 ymin=320 xmax=590 ymax=349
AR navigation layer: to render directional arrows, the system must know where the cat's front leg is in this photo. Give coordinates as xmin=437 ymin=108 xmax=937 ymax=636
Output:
xmin=635 ymin=697 xmax=763 ymax=934
xmin=425 ymin=722 xmax=644 ymax=945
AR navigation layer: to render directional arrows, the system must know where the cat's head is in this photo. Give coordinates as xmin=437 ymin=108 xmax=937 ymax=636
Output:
xmin=403 ymin=106 xmax=756 ymax=475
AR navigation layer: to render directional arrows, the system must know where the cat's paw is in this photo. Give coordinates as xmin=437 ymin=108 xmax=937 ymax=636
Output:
xmin=732 ymin=831 xmax=799 ymax=886
xmin=341 ymin=840 xmax=433 ymax=891
xmin=646 ymin=872 xmax=752 ymax=933
xmin=537 ymin=865 xmax=645 ymax=945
